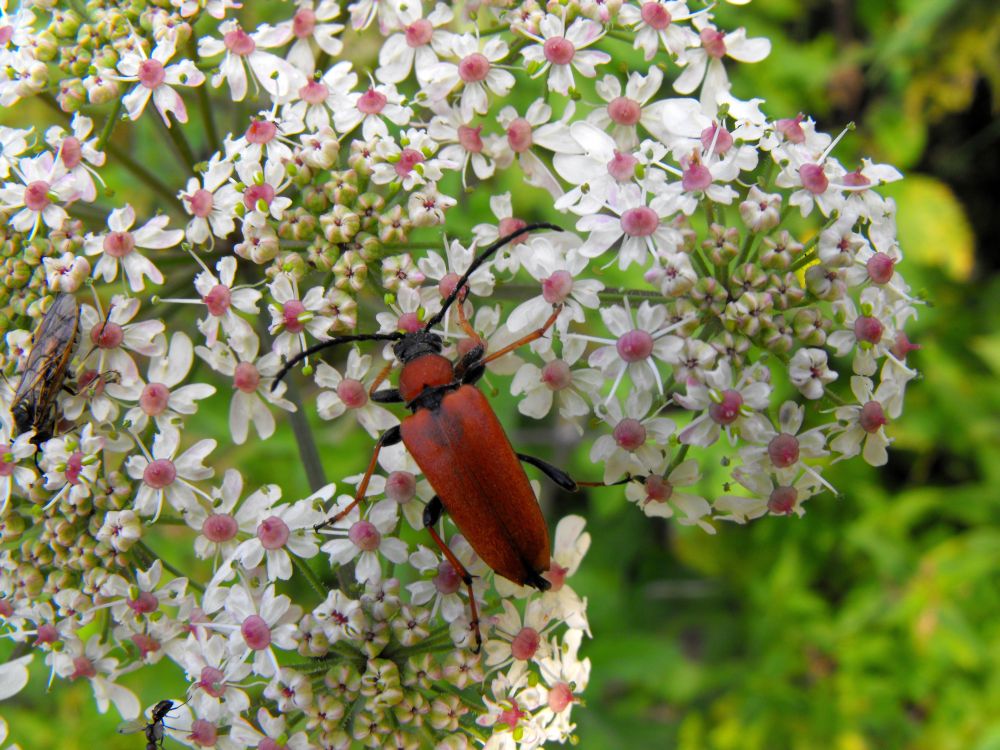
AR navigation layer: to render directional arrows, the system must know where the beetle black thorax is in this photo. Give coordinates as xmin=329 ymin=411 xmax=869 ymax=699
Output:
xmin=393 ymin=330 xmax=443 ymax=363
xmin=405 ymin=381 xmax=460 ymax=412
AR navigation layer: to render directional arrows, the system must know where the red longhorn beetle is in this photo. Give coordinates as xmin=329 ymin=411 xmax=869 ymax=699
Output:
xmin=275 ymin=223 xmax=621 ymax=651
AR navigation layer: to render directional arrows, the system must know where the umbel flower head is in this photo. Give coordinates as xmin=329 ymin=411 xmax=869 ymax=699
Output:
xmin=0 ymin=1 xmax=919 ymax=748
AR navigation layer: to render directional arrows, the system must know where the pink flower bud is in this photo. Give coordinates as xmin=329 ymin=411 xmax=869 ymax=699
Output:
xmin=241 ymin=614 xmax=272 ymax=649
xmin=511 ymin=626 xmax=540 ymax=660
xmin=613 ymin=418 xmax=647 ymax=451
xmin=543 ymin=37 xmax=576 ymax=65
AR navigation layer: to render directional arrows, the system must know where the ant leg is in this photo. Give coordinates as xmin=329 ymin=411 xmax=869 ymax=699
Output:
xmin=314 ymin=426 xmax=402 ymax=531
xmin=423 ymin=496 xmax=482 ymax=654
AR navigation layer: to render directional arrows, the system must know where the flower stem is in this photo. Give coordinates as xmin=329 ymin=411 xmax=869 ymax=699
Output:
xmin=291 ymin=552 xmax=328 ymax=599
xmin=604 ymin=29 xmax=635 ymax=44
xmin=136 ymin=540 xmax=205 ymax=593
xmin=668 ymin=444 xmax=690 ymax=473
xmin=102 ymin=138 xmax=185 ymax=213
xmin=284 ymin=378 xmax=328 ymax=492
xmin=383 ymin=630 xmax=455 ymax=660
xmin=189 ymin=37 xmax=220 ymax=154
xmin=735 ymin=228 xmax=757 ymax=267
xmin=789 ymin=248 xmax=818 ymax=272
xmin=154 ymin=114 xmax=198 ymax=172
xmin=97 ymin=97 xmax=124 ymax=152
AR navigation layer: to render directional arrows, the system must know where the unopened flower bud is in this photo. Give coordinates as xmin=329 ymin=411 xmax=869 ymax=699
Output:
xmin=740 ymin=186 xmax=782 ymax=232
xmin=703 ymin=224 xmax=740 ymax=265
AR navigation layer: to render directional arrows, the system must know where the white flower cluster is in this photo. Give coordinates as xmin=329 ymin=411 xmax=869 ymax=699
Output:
xmin=0 ymin=0 xmax=919 ymax=747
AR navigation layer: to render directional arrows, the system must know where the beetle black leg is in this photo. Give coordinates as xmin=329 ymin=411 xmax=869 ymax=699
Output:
xmin=517 ymin=453 xmax=638 ymax=490
xmin=314 ymin=426 xmax=402 ymax=531
xmin=370 ymin=387 xmax=403 ymax=404
xmin=525 ymin=569 xmax=552 ymax=591
xmin=516 ymin=453 xmax=578 ymax=491
xmin=423 ymin=495 xmax=444 ymax=527
xmin=454 ymin=343 xmax=486 ymax=380
xmin=423 ymin=495 xmax=482 ymax=654
xmin=460 ymin=362 xmax=486 ymax=385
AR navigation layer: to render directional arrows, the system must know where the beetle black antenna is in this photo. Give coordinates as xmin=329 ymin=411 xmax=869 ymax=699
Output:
xmin=423 ymin=222 xmax=564 ymax=331
xmin=272 ymin=332 xmax=404 ymax=389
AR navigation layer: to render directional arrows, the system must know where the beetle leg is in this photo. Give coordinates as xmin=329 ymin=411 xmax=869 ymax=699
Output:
xmin=423 ymin=496 xmax=483 ymax=654
xmin=516 ymin=453 xmax=578 ymax=491
xmin=370 ymin=387 xmax=403 ymax=404
xmin=517 ymin=453 xmax=637 ymax=490
xmin=575 ymin=476 xmax=635 ymax=487
xmin=314 ymin=426 xmax=402 ymax=531
xmin=368 ymin=360 xmax=396 ymax=398
xmin=455 ymin=293 xmax=484 ymax=348
xmin=451 ymin=299 xmax=489 ymax=383
xmin=479 ymin=304 xmax=563 ymax=366
xmin=454 ymin=344 xmax=486 ymax=382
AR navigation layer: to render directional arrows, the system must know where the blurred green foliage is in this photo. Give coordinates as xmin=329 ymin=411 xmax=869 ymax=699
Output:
xmin=3 ymin=0 xmax=999 ymax=748
xmin=566 ymin=2 xmax=1000 ymax=748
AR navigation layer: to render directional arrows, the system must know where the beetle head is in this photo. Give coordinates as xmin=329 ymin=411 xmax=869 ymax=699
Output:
xmin=393 ymin=330 xmax=443 ymax=363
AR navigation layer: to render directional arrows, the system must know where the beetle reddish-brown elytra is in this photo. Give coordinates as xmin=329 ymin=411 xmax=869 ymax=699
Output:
xmin=275 ymin=223 xmax=603 ymax=652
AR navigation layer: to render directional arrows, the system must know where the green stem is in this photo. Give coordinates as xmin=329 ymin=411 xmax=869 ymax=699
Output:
xmin=604 ymin=29 xmax=635 ymax=44
xmin=188 ymin=37 xmax=221 ymax=154
xmin=690 ymin=249 xmax=712 ymax=278
xmin=597 ymin=288 xmax=670 ymax=303
xmin=154 ymin=113 xmax=198 ymax=171
xmin=97 ymin=97 xmax=124 ymax=152
xmin=5 ymin=642 xmax=31 ymax=661
xmin=667 ymin=444 xmax=690 ymax=473
xmin=735 ymin=228 xmax=757 ymax=267
xmin=67 ymin=202 xmax=114 ymax=224
xmin=102 ymin=138 xmax=185 ymax=213
xmin=283 ymin=378 xmax=328 ymax=492
xmin=37 ymin=90 xmax=71 ymax=123
xmin=376 ymin=242 xmax=452 ymax=251
xmin=704 ymin=201 xmax=716 ymax=228
xmin=789 ymin=248 xmax=818 ymax=272
xmin=195 ymin=78 xmax=221 ymax=157
xmin=291 ymin=552 xmax=327 ymax=599
xmin=383 ymin=631 xmax=455 ymax=661
xmin=136 ymin=540 xmax=205 ymax=593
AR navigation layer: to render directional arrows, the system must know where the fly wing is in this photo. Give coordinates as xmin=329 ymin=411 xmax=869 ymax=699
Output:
xmin=117 ymin=719 xmax=148 ymax=735
xmin=11 ymin=293 xmax=80 ymax=405
xmin=401 ymin=385 xmax=550 ymax=586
